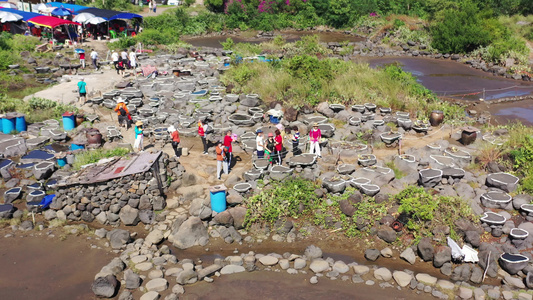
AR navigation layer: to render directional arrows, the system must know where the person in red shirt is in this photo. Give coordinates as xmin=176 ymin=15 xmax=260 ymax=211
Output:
xmin=169 ymin=125 xmax=180 ymax=158
xmin=224 ymin=130 xmax=233 ymax=170
xmin=198 ymin=119 xmax=208 ymax=154
xmin=274 ymin=129 xmax=283 ymax=165
xmin=79 ymin=51 xmax=85 ymax=69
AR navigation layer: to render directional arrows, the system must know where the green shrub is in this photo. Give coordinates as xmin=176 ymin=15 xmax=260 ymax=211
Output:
xmin=108 ymin=37 xmax=136 ymax=50
xmin=244 ymin=178 xmax=319 ymax=227
xmin=11 ymin=35 xmax=40 ymax=52
xmin=136 ymin=29 xmax=180 ymax=45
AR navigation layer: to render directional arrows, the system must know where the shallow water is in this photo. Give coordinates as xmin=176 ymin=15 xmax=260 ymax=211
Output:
xmin=183 ymin=30 xmax=363 ymax=49
xmin=362 ymin=57 xmax=533 ymax=101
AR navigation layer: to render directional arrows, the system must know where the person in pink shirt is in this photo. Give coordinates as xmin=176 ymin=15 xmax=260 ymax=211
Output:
xmin=309 ymin=123 xmax=322 ymax=157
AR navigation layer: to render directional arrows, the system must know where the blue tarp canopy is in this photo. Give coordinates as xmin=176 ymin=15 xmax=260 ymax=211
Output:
xmin=48 ymin=2 xmax=88 ymax=13
xmin=0 ymin=7 xmax=42 ymax=21
xmin=109 ymin=12 xmax=142 ymax=20
xmin=77 ymin=7 xmax=142 ymax=20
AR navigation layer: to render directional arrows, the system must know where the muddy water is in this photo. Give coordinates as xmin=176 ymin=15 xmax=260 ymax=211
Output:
xmin=183 ymin=30 xmax=363 ymax=49
xmin=183 ymin=271 xmax=428 ymax=300
xmin=362 ymin=57 xmax=533 ymax=101
xmin=0 ymin=232 xmax=113 ymax=300
xmin=482 ymin=99 xmax=533 ymax=126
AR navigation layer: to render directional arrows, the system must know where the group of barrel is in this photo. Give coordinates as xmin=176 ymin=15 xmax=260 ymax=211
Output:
xmin=0 ymin=113 xmax=27 ymax=134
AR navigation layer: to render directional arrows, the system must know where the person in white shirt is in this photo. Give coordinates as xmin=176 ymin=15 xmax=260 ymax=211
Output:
xmin=129 ymin=49 xmax=137 ymax=69
xmin=255 ymin=129 xmax=265 ymax=158
xmin=90 ymin=49 xmax=98 ymax=70
xmin=121 ymin=49 xmax=129 ymax=68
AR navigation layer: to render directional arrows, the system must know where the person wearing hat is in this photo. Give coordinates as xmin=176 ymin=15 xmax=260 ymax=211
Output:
xmin=90 ymin=49 xmax=98 ymax=70
xmin=134 ymin=121 xmax=144 ymax=152
xmin=168 ymin=125 xmax=180 ymax=158
xmin=216 ymin=140 xmax=228 ymax=180
xmin=77 ymin=77 xmax=87 ymax=105
xmin=265 ymin=132 xmax=276 ymax=165
xmin=78 ymin=49 xmax=86 ymax=69
xmin=309 ymin=123 xmax=322 ymax=157
xmin=256 ymin=129 xmax=265 ymax=159
xmin=114 ymin=97 xmax=130 ymax=129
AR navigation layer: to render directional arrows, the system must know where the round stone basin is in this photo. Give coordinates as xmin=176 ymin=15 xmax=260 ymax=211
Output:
xmin=520 ymin=204 xmax=533 ymax=215
xmin=139 ymin=108 xmax=156 ymax=117
xmin=16 ymin=162 xmax=35 ymax=169
xmin=190 ymin=89 xmax=208 ymax=96
xmin=379 ymin=107 xmax=391 ymax=115
xmin=444 ymin=148 xmax=471 ymax=160
xmin=91 ymin=97 xmax=104 ymax=104
xmin=228 ymin=113 xmax=255 ymax=126
xmin=350 ymin=177 xmax=371 ymax=188
xmin=361 ymin=113 xmax=375 ymax=122
xmin=45 ymin=179 xmax=58 ymax=190
xmin=329 ymin=104 xmax=345 ymax=112
xmin=372 ymin=120 xmax=385 ymax=128
xmin=480 ymin=191 xmax=512 ymax=208
xmin=4 ymin=187 xmax=21 ymax=204
xmin=27 ymin=182 xmax=43 ymax=191
xmin=359 ymin=183 xmax=380 ymax=196
xmin=426 ymin=142 xmax=442 ymax=154
xmin=348 ymin=117 xmax=361 ymax=126
xmin=419 ymin=168 xmax=443 ymax=188
xmin=510 ymin=228 xmax=529 ymax=240
xmin=304 ymin=115 xmax=328 ymax=125
xmin=209 ymin=96 xmax=223 ymax=102
xmin=358 ymin=154 xmax=377 ymax=167
xmin=240 ymin=132 xmax=257 ymax=140
xmin=244 ymin=169 xmax=263 ymax=181
xmin=486 ymin=173 xmax=519 ymax=193
xmin=241 ymin=139 xmax=256 ymax=150
xmin=480 ymin=212 xmax=506 ymax=226
xmin=397 ymin=154 xmax=416 ymax=163
xmin=396 ymin=111 xmax=410 ymax=119
xmin=225 ymin=94 xmax=239 ymax=102
xmin=413 ymin=122 xmax=429 ymax=133
xmin=270 ymin=165 xmax=292 ymax=173
xmin=233 ymin=182 xmax=252 ymax=193
xmin=26 ymin=190 xmax=45 ymax=202
xmin=337 ymin=164 xmax=356 ymax=175
xmin=363 ymin=165 xmax=392 ymax=175
xmin=102 ymin=92 xmax=118 ymax=99
xmin=397 ymin=118 xmax=413 ymax=130
xmin=103 ymin=99 xmax=116 ymax=109
xmin=351 ymin=105 xmax=365 ymax=113
xmin=249 ymin=107 xmax=263 ymax=115
xmin=0 ymin=204 xmax=14 ymax=218
xmin=380 ymin=132 xmax=401 ymax=144
xmin=253 ymin=159 xmax=270 ymax=170
xmin=499 ymin=253 xmax=529 ymax=275
xmin=364 ymin=103 xmax=376 ymax=112
xmin=322 ymin=179 xmax=346 ymax=193
xmin=440 ymin=167 xmax=465 ymax=178
xmin=317 ymin=124 xmax=335 ymax=138
xmin=429 ymin=155 xmax=457 ymax=169
xmin=288 ymin=154 xmax=316 ymax=167
xmin=21 ymin=150 xmax=55 ymax=162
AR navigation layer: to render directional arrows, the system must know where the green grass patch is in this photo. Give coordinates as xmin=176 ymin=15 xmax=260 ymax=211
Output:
xmin=73 ymin=148 xmax=131 ymax=170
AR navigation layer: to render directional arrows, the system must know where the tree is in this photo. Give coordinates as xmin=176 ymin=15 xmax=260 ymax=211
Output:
xmin=205 ymin=0 xmax=225 ymax=11
xmin=430 ymin=1 xmax=491 ymax=53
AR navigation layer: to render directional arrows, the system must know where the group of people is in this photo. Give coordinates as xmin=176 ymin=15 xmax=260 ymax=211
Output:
xmin=77 ymin=49 xmax=99 ymax=70
xmin=254 ymin=123 xmax=322 ymax=165
xmin=111 ymin=48 xmax=137 ymax=76
xmin=148 ymin=1 xmax=158 ymax=13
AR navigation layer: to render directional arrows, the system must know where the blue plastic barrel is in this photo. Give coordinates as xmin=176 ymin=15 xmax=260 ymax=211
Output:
xmin=15 ymin=114 xmax=27 ymax=132
xmin=210 ymin=185 xmax=227 ymax=213
xmin=269 ymin=115 xmax=280 ymax=124
xmin=57 ymin=157 xmax=67 ymax=167
xmin=2 ymin=115 xmax=15 ymax=134
xmin=70 ymin=143 xmax=85 ymax=150
xmin=62 ymin=112 xmax=75 ymax=131
xmin=0 ymin=115 xmax=3 ymax=133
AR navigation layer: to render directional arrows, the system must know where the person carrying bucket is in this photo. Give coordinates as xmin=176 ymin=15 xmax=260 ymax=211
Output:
xmin=134 ymin=121 xmax=144 ymax=152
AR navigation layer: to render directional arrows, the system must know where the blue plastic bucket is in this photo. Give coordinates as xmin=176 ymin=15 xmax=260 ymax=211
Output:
xmin=224 ymin=62 xmax=230 ymax=67
xmin=62 ymin=112 xmax=75 ymax=131
xmin=57 ymin=157 xmax=67 ymax=167
xmin=2 ymin=116 xmax=15 ymax=134
xmin=70 ymin=143 xmax=85 ymax=150
xmin=15 ymin=114 xmax=27 ymax=132
xmin=269 ymin=115 xmax=280 ymax=124
xmin=210 ymin=185 xmax=227 ymax=213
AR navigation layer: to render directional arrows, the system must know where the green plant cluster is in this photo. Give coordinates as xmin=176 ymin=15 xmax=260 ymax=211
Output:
xmin=73 ymin=148 xmax=131 ymax=170
xmin=0 ymin=33 xmax=40 ymax=70
xmin=509 ymin=133 xmax=533 ymax=194
xmin=243 ymin=177 xmax=319 ymax=227
xmin=393 ymin=186 xmax=476 ymax=241
xmin=0 ymin=95 xmax=77 ymax=124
